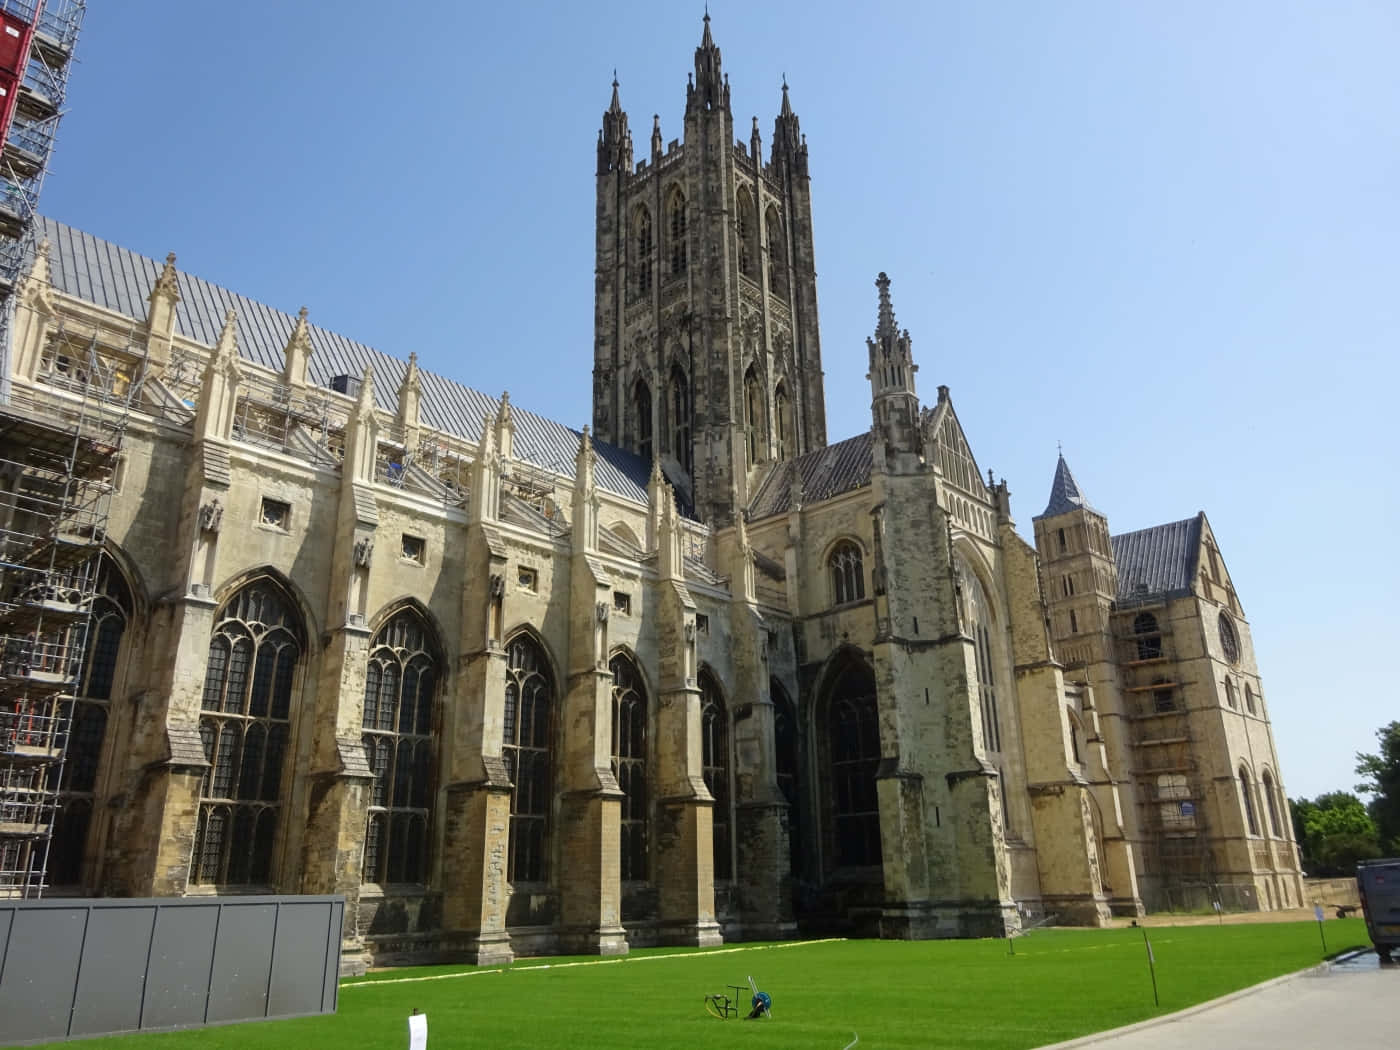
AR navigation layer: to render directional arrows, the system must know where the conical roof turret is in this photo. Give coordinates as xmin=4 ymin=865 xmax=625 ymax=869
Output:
xmin=1037 ymin=453 xmax=1096 ymax=519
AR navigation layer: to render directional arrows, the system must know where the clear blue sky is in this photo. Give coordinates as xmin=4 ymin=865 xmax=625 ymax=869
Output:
xmin=40 ymin=1 xmax=1397 ymax=801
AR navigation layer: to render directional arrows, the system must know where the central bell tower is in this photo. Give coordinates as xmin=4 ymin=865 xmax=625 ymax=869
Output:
xmin=592 ymin=15 xmax=827 ymax=525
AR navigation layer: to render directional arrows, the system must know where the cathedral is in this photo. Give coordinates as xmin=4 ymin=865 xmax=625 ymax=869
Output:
xmin=0 ymin=19 xmax=1302 ymax=971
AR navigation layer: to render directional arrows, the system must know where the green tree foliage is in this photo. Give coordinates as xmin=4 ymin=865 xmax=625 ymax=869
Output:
xmin=1356 ymin=720 xmax=1400 ymax=854
xmin=1289 ymin=791 xmax=1381 ymax=875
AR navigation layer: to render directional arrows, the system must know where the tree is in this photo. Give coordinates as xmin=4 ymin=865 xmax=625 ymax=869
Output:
xmin=1289 ymin=791 xmax=1381 ymax=875
xmin=1356 ymin=720 xmax=1400 ymax=854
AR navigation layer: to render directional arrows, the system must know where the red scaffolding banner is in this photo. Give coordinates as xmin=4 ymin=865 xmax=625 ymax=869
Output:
xmin=0 ymin=10 xmax=36 ymax=153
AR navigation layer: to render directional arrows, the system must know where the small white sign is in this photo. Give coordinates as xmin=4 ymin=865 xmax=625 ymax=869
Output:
xmin=1313 ymin=904 xmax=1325 ymax=922
xmin=408 ymin=1012 xmax=427 ymax=1050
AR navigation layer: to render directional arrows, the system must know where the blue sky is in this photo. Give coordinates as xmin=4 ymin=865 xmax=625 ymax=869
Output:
xmin=40 ymin=1 xmax=1398 ymax=800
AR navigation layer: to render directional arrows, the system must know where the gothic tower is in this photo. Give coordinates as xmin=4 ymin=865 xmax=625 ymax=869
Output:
xmin=1033 ymin=455 xmax=1118 ymax=667
xmin=592 ymin=15 xmax=827 ymax=525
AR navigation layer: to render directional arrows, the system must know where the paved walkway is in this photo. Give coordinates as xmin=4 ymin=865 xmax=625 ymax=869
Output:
xmin=1041 ymin=951 xmax=1396 ymax=1049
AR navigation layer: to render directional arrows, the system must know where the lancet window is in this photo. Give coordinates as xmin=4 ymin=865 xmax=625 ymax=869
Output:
xmin=47 ymin=556 xmax=132 ymax=887
xmin=634 ymin=206 xmax=653 ymax=298
xmin=668 ymin=188 xmax=687 ymax=276
xmin=829 ymin=542 xmax=865 ymax=606
xmin=361 ymin=607 xmax=438 ymax=885
xmin=503 ymin=635 xmax=553 ymax=882
xmin=610 ymin=653 xmax=648 ymax=880
xmin=700 ymin=672 xmax=730 ymax=880
xmin=194 ymin=579 xmax=303 ymax=886
xmin=822 ymin=657 xmax=881 ymax=868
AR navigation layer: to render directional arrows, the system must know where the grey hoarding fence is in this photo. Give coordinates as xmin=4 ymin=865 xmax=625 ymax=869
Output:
xmin=0 ymin=895 xmax=342 ymax=1045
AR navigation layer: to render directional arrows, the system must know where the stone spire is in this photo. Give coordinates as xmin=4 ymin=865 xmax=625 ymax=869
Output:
xmin=344 ymin=366 xmax=378 ymax=482
xmin=598 ymin=72 xmax=632 ymax=175
xmin=572 ymin=425 xmax=599 ymax=553
xmin=688 ymin=12 xmax=729 ymax=115
xmin=281 ymin=306 xmax=313 ymax=389
xmin=866 ymin=273 xmax=921 ymax=470
xmin=494 ymin=391 xmax=515 ymax=461
xmin=1037 ymin=453 xmax=1096 ymax=519
xmin=193 ymin=309 xmax=242 ymax=442
xmin=651 ymin=113 xmax=663 ymax=163
xmin=396 ymin=350 xmax=421 ymax=448
xmin=149 ymin=251 xmax=180 ymax=306
xmin=771 ymin=76 xmax=806 ymax=172
xmin=143 ymin=251 xmax=181 ymax=372
xmin=471 ymin=407 xmax=500 ymax=523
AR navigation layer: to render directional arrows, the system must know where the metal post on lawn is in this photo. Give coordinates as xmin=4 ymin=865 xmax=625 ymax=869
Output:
xmin=1141 ymin=927 xmax=1159 ymax=1008
xmin=1314 ymin=903 xmax=1328 ymax=956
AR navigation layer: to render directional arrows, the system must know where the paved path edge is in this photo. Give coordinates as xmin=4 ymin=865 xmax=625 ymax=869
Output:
xmin=1032 ymin=949 xmax=1373 ymax=1050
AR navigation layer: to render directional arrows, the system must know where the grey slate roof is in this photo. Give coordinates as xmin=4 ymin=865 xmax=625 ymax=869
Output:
xmin=1036 ymin=454 xmax=1095 ymax=519
xmin=1111 ymin=514 xmax=1202 ymax=602
xmin=34 ymin=217 xmax=652 ymax=503
xmin=748 ymin=432 xmax=872 ymax=520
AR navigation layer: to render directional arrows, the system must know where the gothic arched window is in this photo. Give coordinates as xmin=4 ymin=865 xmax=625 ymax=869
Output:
xmin=194 ymin=578 xmax=303 ymax=886
xmin=48 ymin=556 xmax=132 ymax=888
xmin=669 ymin=365 xmax=690 ymax=474
xmin=1239 ymin=766 xmax=1259 ymax=836
xmin=1261 ymin=769 xmax=1282 ymax=838
xmin=821 ymin=657 xmax=881 ymax=868
xmin=634 ymin=206 xmax=653 ymax=298
xmin=961 ymin=564 xmax=1003 ymax=754
xmin=829 ymin=541 xmax=865 ymax=606
xmin=503 ymin=635 xmax=553 ymax=882
xmin=736 ymin=189 xmax=757 ymax=278
xmin=700 ymin=672 xmax=730 ymax=880
xmin=744 ymin=366 xmax=764 ymax=466
xmin=361 ymin=607 xmax=438 ymax=885
xmin=668 ymin=188 xmax=687 ymax=277
xmin=772 ymin=679 xmax=801 ymax=878
xmin=773 ymin=381 xmax=793 ymax=462
xmin=610 ymin=653 xmax=648 ymax=880
xmin=765 ymin=206 xmax=786 ymax=296
xmin=1218 ymin=612 xmax=1240 ymax=665
xmin=633 ymin=379 xmax=652 ymax=463
xmin=1133 ymin=612 xmax=1162 ymax=660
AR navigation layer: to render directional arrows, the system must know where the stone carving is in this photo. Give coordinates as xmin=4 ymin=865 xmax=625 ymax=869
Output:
xmin=353 ymin=536 xmax=374 ymax=569
xmin=489 ymin=573 xmax=506 ymax=599
xmin=684 ymin=621 xmax=696 ymax=642
xmin=197 ymin=499 xmax=223 ymax=535
xmin=596 ymin=601 xmax=610 ymax=624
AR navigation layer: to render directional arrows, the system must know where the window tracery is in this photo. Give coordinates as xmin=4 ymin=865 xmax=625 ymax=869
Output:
xmin=822 ymin=658 xmax=880 ymax=868
xmin=700 ymin=672 xmax=730 ymax=880
xmin=361 ymin=608 xmax=438 ymax=885
xmin=47 ymin=556 xmax=131 ymax=887
xmin=828 ymin=542 xmax=865 ymax=606
xmin=503 ymin=635 xmax=553 ymax=882
xmin=194 ymin=579 xmax=303 ymax=886
xmin=610 ymin=653 xmax=648 ymax=880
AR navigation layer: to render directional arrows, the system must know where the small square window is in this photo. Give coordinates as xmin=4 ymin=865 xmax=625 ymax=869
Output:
xmin=517 ymin=566 xmax=538 ymax=593
xmin=695 ymin=613 xmax=710 ymax=635
xmin=260 ymin=498 xmax=290 ymax=530
xmin=401 ymin=534 xmax=426 ymax=564
xmin=613 ymin=591 xmax=632 ymax=615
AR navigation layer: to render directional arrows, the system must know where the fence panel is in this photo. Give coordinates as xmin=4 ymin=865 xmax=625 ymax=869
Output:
xmin=0 ymin=895 xmax=342 ymax=1046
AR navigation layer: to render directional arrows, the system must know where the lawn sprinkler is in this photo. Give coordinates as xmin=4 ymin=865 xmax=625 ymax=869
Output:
xmin=703 ymin=975 xmax=772 ymax=1020
xmin=1007 ymin=908 xmax=1058 ymax=955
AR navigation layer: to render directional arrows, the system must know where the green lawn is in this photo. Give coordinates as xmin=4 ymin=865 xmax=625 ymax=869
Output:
xmin=39 ymin=920 xmax=1369 ymax=1050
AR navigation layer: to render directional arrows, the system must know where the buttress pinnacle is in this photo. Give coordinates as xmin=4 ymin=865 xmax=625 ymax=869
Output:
xmin=874 ymin=272 xmax=898 ymax=347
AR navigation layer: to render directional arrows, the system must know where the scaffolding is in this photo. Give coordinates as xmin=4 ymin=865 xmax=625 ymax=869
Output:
xmin=0 ymin=0 xmax=85 ymax=392
xmin=0 ymin=323 xmax=126 ymax=898
xmin=1114 ymin=605 xmax=1222 ymax=910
